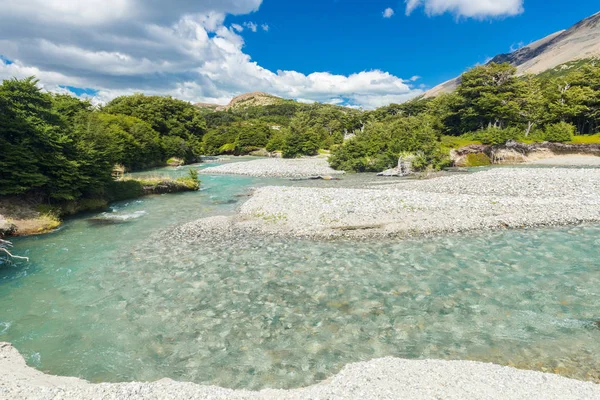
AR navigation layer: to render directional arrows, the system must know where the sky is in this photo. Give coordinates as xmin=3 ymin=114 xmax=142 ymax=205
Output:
xmin=0 ymin=0 xmax=598 ymax=109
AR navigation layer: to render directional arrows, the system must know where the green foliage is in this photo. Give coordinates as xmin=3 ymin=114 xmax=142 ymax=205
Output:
xmin=219 ymin=143 xmax=236 ymax=154
xmin=266 ymin=132 xmax=285 ymax=152
xmin=543 ymin=122 xmax=575 ymax=142
xmin=465 ymin=153 xmax=492 ymax=167
xmin=281 ymin=129 xmax=320 ymax=158
xmin=329 ymin=116 xmax=448 ymax=172
xmin=103 ymin=93 xmax=207 ymax=162
xmin=78 ymin=112 xmax=163 ymax=170
xmin=188 ymin=169 xmax=198 ymax=181
xmin=467 ymin=126 xmax=522 ymax=145
xmin=570 ymin=134 xmax=600 ymax=144
xmin=176 ymin=171 xmax=200 ymax=190
xmin=0 ymin=77 xmax=98 ymax=200
xmin=104 ymin=180 xmax=144 ymax=202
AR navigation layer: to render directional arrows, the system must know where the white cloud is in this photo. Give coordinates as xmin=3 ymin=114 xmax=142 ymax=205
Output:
xmin=261 ymin=24 xmax=269 ymax=32
xmin=383 ymin=8 xmax=395 ymax=18
xmin=0 ymin=0 xmax=422 ymax=109
xmin=243 ymin=22 xmax=258 ymax=32
xmin=405 ymin=0 xmax=524 ymax=19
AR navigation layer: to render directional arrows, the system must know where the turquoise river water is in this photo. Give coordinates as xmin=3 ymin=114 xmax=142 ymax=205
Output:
xmin=1 ymin=161 xmax=599 ymax=389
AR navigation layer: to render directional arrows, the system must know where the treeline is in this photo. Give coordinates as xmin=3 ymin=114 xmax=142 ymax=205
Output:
xmin=330 ymin=61 xmax=600 ymax=171
xmin=2 ymin=59 xmax=599 ymax=204
xmin=199 ymin=102 xmax=365 ymax=157
xmin=199 ymin=61 xmax=600 ymax=172
xmin=0 ymin=77 xmax=206 ymax=203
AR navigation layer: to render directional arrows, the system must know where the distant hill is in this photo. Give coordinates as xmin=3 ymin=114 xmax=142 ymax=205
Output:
xmin=424 ymin=11 xmax=600 ymax=97
xmin=195 ymin=92 xmax=289 ymax=112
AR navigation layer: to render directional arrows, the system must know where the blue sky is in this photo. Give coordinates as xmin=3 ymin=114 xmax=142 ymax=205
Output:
xmin=232 ymin=0 xmax=599 ymax=88
xmin=0 ymin=0 xmax=598 ymax=108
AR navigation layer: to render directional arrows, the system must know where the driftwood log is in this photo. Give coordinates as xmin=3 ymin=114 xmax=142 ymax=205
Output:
xmin=0 ymin=239 xmax=29 ymax=261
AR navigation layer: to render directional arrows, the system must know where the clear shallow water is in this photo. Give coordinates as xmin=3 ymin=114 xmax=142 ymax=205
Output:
xmin=1 ymin=163 xmax=599 ymax=389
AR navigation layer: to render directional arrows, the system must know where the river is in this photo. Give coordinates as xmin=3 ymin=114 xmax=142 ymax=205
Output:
xmin=1 ymin=161 xmax=599 ymax=389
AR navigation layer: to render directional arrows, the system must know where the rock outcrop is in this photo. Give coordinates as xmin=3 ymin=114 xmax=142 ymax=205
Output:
xmin=0 ymin=217 xmax=17 ymax=237
xmin=378 ymin=155 xmax=415 ymax=177
xmin=451 ymin=141 xmax=600 ymax=166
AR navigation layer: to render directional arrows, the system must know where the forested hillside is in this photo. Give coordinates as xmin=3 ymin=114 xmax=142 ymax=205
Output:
xmin=0 ymin=78 xmax=204 ymax=206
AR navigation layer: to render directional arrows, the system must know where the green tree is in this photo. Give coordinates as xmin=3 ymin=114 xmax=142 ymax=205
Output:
xmin=458 ymin=63 xmax=524 ymax=131
xmin=103 ymin=94 xmax=207 ymax=161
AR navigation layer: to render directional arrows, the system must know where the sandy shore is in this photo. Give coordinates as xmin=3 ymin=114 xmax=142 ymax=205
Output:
xmin=200 ymin=157 xmax=344 ymax=178
xmin=525 ymin=155 xmax=600 ymax=165
xmin=1 ymin=343 xmax=598 ymax=400
xmin=177 ymin=168 xmax=600 ymax=239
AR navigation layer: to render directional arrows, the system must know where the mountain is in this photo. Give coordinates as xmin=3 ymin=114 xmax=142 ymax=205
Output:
xmin=424 ymin=11 xmax=600 ymax=97
xmin=195 ymin=92 xmax=287 ymax=112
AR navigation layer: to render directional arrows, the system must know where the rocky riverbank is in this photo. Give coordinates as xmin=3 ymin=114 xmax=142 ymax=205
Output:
xmin=452 ymin=141 xmax=600 ymax=166
xmin=200 ymin=157 xmax=344 ymax=178
xmin=1 ymin=342 xmax=598 ymax=400
xmin=0 ymin=176 xmax=199 ymax=238
xmin=176 ymin=168 xmax=600 ymax=240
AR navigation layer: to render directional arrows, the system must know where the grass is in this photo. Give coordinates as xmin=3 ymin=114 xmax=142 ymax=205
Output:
xmin=569 ymin=135 xmax=600 ymax=144
xmin=465 ymin=153 xmax=492 ymax=167
xmin=441 ymin=136 xmax=482 ymax=149
xmin=8 ymin=214 xmax=61 ymax=236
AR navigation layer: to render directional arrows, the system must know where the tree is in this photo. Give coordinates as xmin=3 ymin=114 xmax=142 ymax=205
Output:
xmin=103 ymin=94 xmax=207 ymax=161
xmin=518 ymin=75 xmax=545 ymax=136
xmin=457 ymin=63 xmax=524 ymax=131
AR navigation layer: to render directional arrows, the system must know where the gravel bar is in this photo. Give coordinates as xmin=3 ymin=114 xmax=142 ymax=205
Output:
xmin=2 ymin=343 xmax=598 ymax=400
xmin=178 ymin=168 xmax=600 ymax=239
xmin=200 ymin=157 xmax=344 ymax=178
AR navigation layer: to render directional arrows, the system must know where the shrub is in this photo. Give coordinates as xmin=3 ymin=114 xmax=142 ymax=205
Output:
xmin=465 ymin=153 xmax=492 ymax=167
xmin=543 ymin=122 xmax=575 ymax=142
xmin=329 ymin=117 xmax=447 ymax=172
xmin=104 ymin=180 xmax=144 ymax=202
xmin=219 ymin=143 xmax=236 ymax=154
xmin=469 ymin=126 xmax=522 ymax=145
xmin=266 ymin=133 xmax=285 ymax=152
xmin=281 ymin=131 xmax=320 ymax=158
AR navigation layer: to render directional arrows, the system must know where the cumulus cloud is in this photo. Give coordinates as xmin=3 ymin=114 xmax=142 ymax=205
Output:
xmin=405 ymin=0 xmax=524 ymax=19
xmin=261 ymin=24 xmax=270 ymax=32
xmin=383 ymin=8 xmax=395 ymax=18
xmin=0 ymin=0 xmax=422 ymax=109
xmin=243 ymin=22 xmax=258 ymax=32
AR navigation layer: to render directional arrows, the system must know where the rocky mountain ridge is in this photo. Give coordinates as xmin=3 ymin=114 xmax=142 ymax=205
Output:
xmin=194 ymin=92 xmax=286 ymax=112
xmin=424 ymin=11 xmax=600 ymax=97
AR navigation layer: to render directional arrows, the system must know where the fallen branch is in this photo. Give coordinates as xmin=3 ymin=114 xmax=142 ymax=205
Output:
xmin=0 ymin=239 xmax=29 ymax=261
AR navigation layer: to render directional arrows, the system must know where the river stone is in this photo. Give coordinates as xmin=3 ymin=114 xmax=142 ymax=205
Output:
xmin=377 ymin=155 xmax=415 ymax=177
xmin=0 ymin=216 xmax=17 ymax=237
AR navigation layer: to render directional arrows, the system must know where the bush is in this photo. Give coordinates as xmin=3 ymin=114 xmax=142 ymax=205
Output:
xmin=104 ymin=180 xmax=144 ymax=202
xmin=543 ymin=122 xmax=575 ymax=142
xmin=469 ymin=127 xmax=522 ymax=145
xmin=465 ymin=153 xmax=492 ymax=167
xmin=329 ymin=117 xmax=447 ymax=172
xmin=266 ymin=132 xmax=285 ymax=152
xmin=281 ymin=131 xmax=320 ymax=158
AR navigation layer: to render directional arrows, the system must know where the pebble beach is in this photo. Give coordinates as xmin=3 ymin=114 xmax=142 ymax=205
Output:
xmin=2 ymin=343 xmax=599 ymax=400
xmin=183 ymin=161 xmax=600 ymax=239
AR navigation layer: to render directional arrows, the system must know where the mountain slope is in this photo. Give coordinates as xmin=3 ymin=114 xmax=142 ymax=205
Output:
xmin=424 ymin=11 xmax=600 ymax=97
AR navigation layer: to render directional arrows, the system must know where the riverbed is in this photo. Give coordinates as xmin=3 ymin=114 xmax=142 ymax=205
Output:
xmin=1 ymin=160 xmax=599 ymax=391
